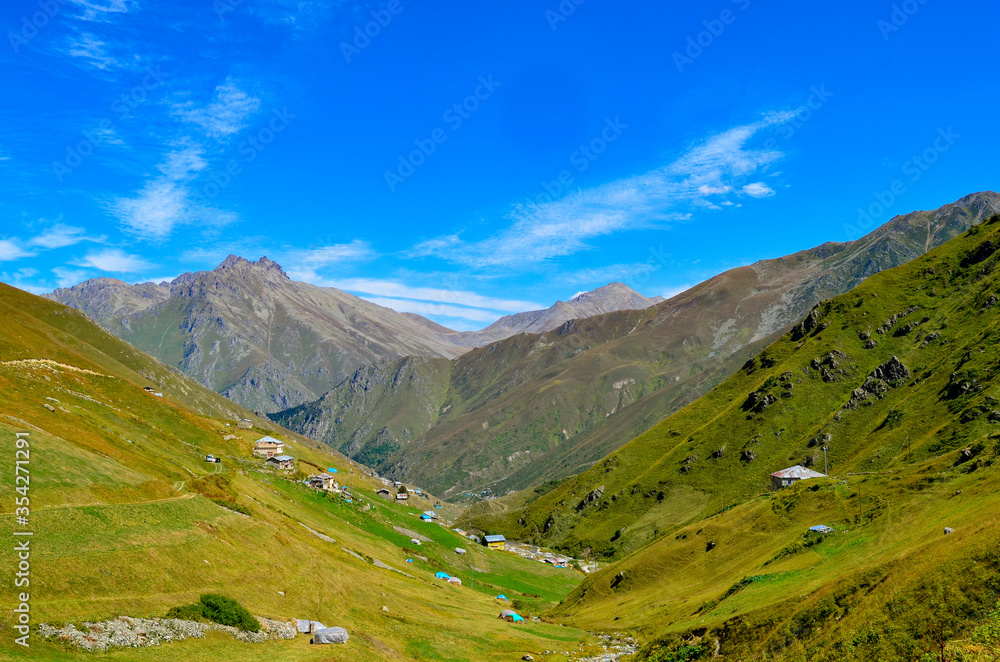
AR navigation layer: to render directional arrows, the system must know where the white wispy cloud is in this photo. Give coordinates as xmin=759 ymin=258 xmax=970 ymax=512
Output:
xmin=61 ymin=32 xmax=120 ymax=70
xmin=319 ymin=278 xmax=543 ymax=313
xmin=742 ymin=182 xmax=776 ymax=198
xmin=176 ymin=78 xmax=262 ymax=138
xmin=68 ymin=0 xmax=133 ymax=22
xmin=73 ymin=248 xmax=153 ymax=272
xmin=110 ymin=145 xmax=237 ymax=241
xmin=411 ymin=112 xmax=798 ymax=269
xmin=362 ymin=297 xmax=505 ymax=324
xmin=29 ymin=224 xmax=105 ymax=249
xmin=52 ymin=267 xmax=93 ymax=289
xmin=0 ymin=239 xmax=34 ymax=262
xmin=283 ymin=241 xmax=376 ymax=271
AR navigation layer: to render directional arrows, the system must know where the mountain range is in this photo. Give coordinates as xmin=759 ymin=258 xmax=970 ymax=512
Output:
xmin=275 ymin=192 xmax=1000 ymax=497
xmin=45 ymin=192 xmax=1000 ymax=501
xmin=462 ymin=207 xmax=1000 ymax=661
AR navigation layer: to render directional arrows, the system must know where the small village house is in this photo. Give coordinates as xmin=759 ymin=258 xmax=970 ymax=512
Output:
xmin=376 ymin=488 xmax=393 ymax=500
xmin=422 ymin=510 xmax=438 ymax=520
xmin=483 ymin=534 xmax=506 ymax=551
xmin=267 ymin=455 xmax=295 ymax=471
xmin=770 ymin=465 xmax=826 ymax=491
xmin=253 ymin=436 xmax=285 ymax=458
xmin=237 ymin=419 xmax=253 ymax=430
xmin=309 ymin=473 xmax=336 ymax=490
xmin=395 ymin=492 xmax=409 ymax=502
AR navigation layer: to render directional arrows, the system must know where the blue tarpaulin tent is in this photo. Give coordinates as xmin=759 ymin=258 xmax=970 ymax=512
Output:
xmin=328 ymin=468 xmax=338 ymax=473
xmin=435 ymin=572 xmax=450 ymax=579
xmin=499 ymin=610 xmax=524 ymax=623
xmin=496 ymin=594 xmax=508 ymax=601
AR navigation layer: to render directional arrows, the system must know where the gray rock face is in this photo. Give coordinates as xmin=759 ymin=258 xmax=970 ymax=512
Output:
xmin=846 ymin=357 xmax=910 ymax=409
xmin=46 ymin=256 xmax=469 ymax=413
xmin=576 ymin=486 xmax=605 ymax=511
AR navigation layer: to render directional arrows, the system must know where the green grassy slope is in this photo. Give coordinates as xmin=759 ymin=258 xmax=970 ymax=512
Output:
xmin=0 ymin=283 xmax=592 ymax=661
xmin=460 ymin=216 xmax=1000 ymax=659
xmin=278 ymin=193 xmax=1000 ymax=502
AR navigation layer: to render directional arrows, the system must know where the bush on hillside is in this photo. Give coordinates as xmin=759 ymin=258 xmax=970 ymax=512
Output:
xmin=165 ymin=594 xmax=260 ymax=632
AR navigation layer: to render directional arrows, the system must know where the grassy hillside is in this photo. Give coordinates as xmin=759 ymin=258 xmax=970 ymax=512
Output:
xmin=0 ymin=283 xmax=593 ymax=661
xmin=461 ymin=216 xmax=1000 ymax=659
xmin=277 ymin=193 xmax=1000 ymax=502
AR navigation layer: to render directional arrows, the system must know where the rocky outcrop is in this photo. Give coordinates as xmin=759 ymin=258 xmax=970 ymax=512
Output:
xmin=576 ymin=486 xmax=605 ymax=511
xmin=845 ymin=357 xmax=910 ymax=409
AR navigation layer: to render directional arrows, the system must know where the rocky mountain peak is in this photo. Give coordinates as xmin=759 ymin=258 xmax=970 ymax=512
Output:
xmin=214 ymin=255 xmax=289 ymax=280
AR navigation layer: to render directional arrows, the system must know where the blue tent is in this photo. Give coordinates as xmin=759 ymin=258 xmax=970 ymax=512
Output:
xmin=420 ymin=515 xmax=432 ymax=521
xmin=511 ymin=614 xmax=524 ymax=623
xmin=496 ymin=594 xmax=508 ymax=601
xmin=328 ymin=467 xmax=339 ymax=473
xmin=435 ymin=572 xmax=450 ymax=579
xmin=406 ymin=559 xmax=414 ymax=564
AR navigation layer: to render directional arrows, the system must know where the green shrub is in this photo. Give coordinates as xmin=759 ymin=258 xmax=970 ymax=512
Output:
xmin=199 ymin=593 xmax=261 ymax=632
xmin=166 ymin=594 xmax=260 ymax=632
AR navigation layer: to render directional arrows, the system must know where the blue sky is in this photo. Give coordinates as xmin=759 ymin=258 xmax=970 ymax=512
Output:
xmin=1 ymin=0 xmax=998 ymax=330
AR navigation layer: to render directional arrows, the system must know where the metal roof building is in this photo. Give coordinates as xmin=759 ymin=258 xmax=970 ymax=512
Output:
xmin=770 ymin=465 xmax=826 ymax=491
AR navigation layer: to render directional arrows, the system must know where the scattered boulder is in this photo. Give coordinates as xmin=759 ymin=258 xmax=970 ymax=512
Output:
xmin=523 ymin=655 xmax=535 ymax=661
xmin=741 ymin=450 xmax=757 ymax=463
xmin=846 ymin=357 xmax=910 ymax=409
xmin=743 ymin=391 xmax=778 ymax=413
xmin=944 ymin=527 xmax=954 ymax=535
xmin=876 ymin=307 xmax=919 ymax=335
xmin=576 ymin=486 xmax=605 ymax=512
xmin=544 ymin=514 xmax=557 ymax=533
xmin=706 ymin=541 xmax=717 ymax=552
xmin=792 ymin=306 xmax=825 ymax=340
xmin=711 ymin=447 xmax=726 ymax=459
xmin=870 ymin=356 xmax=910 ymax=383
